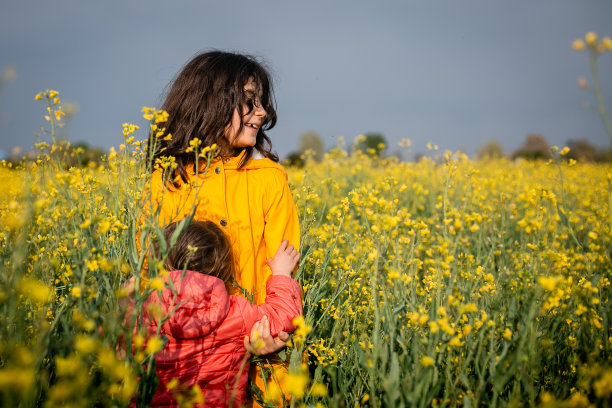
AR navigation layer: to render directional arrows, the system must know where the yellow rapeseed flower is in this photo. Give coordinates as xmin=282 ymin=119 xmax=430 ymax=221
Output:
xmin=540 ymin=392 xmax=553 ymax=403
xmin=284 ymin=372 xmax=309 ymax=399
xmin=146 ymin=336 xmax=164 ymax=355
xmin=133 ymin=334 xmax=145 ymax=350
xmin=567 ymin=392 xmax=589 ymax=406
xmin=585 ymin=31 xmax=597 ymax=45
xmin=53 ymin=108 xmax=65 ymax=121
xmin=594 ymin=369 xmax=612 ymax=398
xmin=142 ymin=106 xmax=155 ymax=120
xmin=74 ymin=335 xmax=96 ymax=354
xmin=459 ymin=302 xmax=478 ymax=314
xmin=122 ymin=123 xmax=139 ymax=137
xmin=120 ymin=263 xmax=131 ymax=275
xmin=537 ymin=275 xmax=560 ymax=291
xmin=0 ymin=367 xmax=35 ymax=391
xmin=429 ymin=321 xmax=439 ymax=334
xmin=503 ymin=328 xmax=512 ymax=341
xmin=97 ymin=219 xmax=112 ymax=234
xmin=165 ymin=378 xmax=180 ymax=391
xmin=572 ymin=39 xmax=586 ymax=50
xmin=18 ymin=277 xmax=52 ymax=304
xmin=421 ymin=356 xmax=435 ymax=367
xmin=149 ymin=277 xmax=165 ymax=291
xmin=575 ymin=304 xmax=588 ymax=316
xmin=87 ymin=259 xmax=99 ymax=271
xmin=292 ymin=315 xmax=313 ymax=345
xmin=449 ymin=336 xmax=461 ymax=347
xmin=310 ymin=382 xmax=328 ymax=397
xmin=55 ymin=355 xmax=81 ymax=376
xmin=154 ymin=110 xmax=169 ymax=123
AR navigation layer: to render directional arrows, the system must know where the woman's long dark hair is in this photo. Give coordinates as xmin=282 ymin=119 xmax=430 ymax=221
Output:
xmin=148 ymin=51 xmax=279 ymax=187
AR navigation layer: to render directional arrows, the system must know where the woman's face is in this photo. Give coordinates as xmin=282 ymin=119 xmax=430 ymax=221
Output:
xmin=224 ymin=77 xmax=267 ymax=150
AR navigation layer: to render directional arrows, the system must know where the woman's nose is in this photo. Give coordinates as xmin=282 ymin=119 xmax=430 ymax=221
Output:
xmin=253 ymin=104 xmax=266 ymax=118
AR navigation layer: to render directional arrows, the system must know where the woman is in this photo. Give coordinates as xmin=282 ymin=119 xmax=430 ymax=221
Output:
xmin=147 ymin=50 xmax=300 ymax=405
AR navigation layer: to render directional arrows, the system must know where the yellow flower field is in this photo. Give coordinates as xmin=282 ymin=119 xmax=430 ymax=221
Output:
xmin=0 ymin=95 xmax=611 ymax=407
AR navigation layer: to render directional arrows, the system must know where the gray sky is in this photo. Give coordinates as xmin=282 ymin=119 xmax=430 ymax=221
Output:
xmin=1 ymin=0 xmax=611 ymax=160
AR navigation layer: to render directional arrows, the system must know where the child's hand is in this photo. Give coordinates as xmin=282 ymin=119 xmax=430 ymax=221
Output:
xmin=118 ymin=277 xmax=136 ymax=309
xmin=267 ymin=239 xmax=299 ymax=277
xmin=121 ymin=276 xmax=136 ymax=294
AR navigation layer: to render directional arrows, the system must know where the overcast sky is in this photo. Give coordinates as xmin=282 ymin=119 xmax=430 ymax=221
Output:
xmin=1 ymin=0 xmax=611 ymax=160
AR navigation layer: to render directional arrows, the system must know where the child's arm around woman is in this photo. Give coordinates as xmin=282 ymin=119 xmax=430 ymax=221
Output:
xmin=236 ymin=239 xmax=302 ymax=345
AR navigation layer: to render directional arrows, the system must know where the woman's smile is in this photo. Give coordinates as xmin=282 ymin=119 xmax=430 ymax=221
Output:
xmin=224 ymin=77 xmax=267 ymax=150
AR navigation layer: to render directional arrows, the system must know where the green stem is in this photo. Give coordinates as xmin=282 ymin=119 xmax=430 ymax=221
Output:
xmin=48 ymin=101 xmax=57 ymax=145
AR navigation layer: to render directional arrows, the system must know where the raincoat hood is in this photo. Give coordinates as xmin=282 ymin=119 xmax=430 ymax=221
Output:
xmin=151 ymin=270 xmax=231 ymax=339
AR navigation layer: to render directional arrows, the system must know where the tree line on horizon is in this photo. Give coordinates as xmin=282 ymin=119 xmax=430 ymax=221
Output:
xmin=2 ymin=131 xmax=612 ymax=168
xmin=284 ymin=131 xmax=612 ymax=167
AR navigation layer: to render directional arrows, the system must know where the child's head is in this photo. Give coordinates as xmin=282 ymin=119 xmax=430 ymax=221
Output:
xmin=163 ymin=220 xmax=235 ymax=286
xmin=152 ymin=51 xmax=279 ymax=182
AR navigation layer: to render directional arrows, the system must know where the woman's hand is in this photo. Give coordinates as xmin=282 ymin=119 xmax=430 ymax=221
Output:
xmin=267 ymin=239 xmax=299 ymax=277
xmin=243 ymin=316 xmax=289 ymax=355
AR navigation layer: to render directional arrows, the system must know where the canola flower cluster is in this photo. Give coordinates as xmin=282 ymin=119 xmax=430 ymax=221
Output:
xmin=572 ymin=32 xmax=612 ymax=54
xmin=1 ymin=88 xmax=611 ymax=407
xmin=286 ymin=142 xmax=611 ymax=407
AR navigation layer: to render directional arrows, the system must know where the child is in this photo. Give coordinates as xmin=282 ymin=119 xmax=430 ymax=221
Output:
xmin=140 ymin=220 xmax=302 ymax=407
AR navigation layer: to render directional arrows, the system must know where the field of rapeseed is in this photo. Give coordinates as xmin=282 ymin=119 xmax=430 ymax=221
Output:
xmin=0 ymin=90 xmax=611 ymax=408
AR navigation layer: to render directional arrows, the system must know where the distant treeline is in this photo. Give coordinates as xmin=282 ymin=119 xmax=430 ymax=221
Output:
xmin=285 ymin=132 xmax=612 ymax=167
xmin=3 ymin=132 xmax=611 ymax=169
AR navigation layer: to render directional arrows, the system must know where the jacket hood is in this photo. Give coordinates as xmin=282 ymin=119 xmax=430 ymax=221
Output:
xmin=158 ymin=270 xmax=231 ymax=339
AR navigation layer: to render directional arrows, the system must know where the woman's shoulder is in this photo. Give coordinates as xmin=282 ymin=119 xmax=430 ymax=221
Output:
xmin=246 ymin=152 xmax=285 ymax=171
xmin=246 ymin=161 xmax=289 ymax=191
xmin=223 ymin=152 xmax=288 ymax=180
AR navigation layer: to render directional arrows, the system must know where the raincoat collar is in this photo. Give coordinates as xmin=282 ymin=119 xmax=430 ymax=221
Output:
xmin=208 ymin=150 xmax=285 ymax=172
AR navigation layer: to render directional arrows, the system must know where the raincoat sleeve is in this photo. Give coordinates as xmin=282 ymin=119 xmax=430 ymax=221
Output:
xmin=262 ymin=168 xmax=301 ymax=277
xmin=238 ymin=275 xmax=303 ymax=337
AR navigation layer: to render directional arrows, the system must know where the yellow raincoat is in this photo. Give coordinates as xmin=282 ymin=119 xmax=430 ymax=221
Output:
xmin=149 ymin=151 xmax=300 ymax=305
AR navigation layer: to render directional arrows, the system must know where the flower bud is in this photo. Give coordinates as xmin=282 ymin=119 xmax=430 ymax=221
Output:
xmin=572 ymin=39 xmax=585 ymax=51
xmin=585 ymin=31 xmax=597 ymax=46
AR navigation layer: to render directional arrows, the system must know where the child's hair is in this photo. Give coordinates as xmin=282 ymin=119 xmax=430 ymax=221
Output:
xmin=163 ymin=220 xmax=235 ymax=286
xmin=149 ymin=50 xmax=279 ymax=186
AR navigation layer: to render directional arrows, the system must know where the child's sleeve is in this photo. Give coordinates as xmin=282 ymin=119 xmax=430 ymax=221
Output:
xmin=263 ymin=168 xmax=301 ymax=277
xmin=239 ymin=275 xmax=303 ymax=337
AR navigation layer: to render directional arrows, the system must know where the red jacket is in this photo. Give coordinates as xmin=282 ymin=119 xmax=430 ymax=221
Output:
xmin=141 ymin=271 xmax=302 ymax=407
